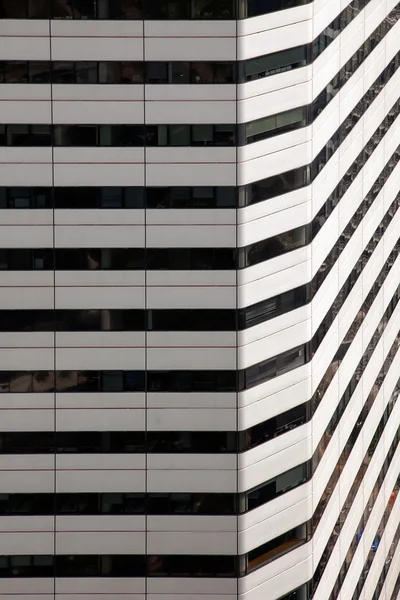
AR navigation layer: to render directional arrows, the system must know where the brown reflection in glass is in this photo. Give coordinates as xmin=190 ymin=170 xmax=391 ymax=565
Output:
xmin=10 ymin=371 xmax=33 ymax=393
xmin=32 ymin=371 xmax=54 ymax=393
xmin=120 ymin=0 xmax=142 ymax=18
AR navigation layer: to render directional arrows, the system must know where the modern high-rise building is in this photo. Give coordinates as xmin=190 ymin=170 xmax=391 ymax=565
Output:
xmin=0 ymin=0 xmax=399 ymax=599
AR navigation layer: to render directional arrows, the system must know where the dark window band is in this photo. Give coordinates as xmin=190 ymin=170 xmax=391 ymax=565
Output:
xmin=0 ymin=491 xmax=237 ymax=515
xmin=0 ymin=124 xmax=236 ymax=147
xmin=0 ymin=0 xmax=311 ymax=20
xmin=0 ymin=431 xmax=237 ymax=453
xmin=0 ymin=370 xmax=236 ymax=393
xmin=0 ymin=186 xmax=237 ymax=209
xmin=0 ymin=248 xmax=236 ymax=270
xmin=0 ymin=61 xmax=235 ymax=84
xmin=0 ymin=309 xmax=236 ymax=332
xmin=0 ymin=554 xmax=236 ymax=577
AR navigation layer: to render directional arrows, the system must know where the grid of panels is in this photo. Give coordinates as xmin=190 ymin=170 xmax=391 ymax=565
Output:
xmin=0 ymin=0 xmax=399 ymax=599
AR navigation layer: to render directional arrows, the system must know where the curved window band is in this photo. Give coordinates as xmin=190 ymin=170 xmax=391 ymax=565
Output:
xmin=244 ymin=383 xmax=400 ymax=577
xmin=243 ymin=273 xmax=400 ymax=518
xmin=239 ymin=9 xmax=399 ymax=145
xmin=0 ymin=0 xmax=311 ymax=20
xmin=241 ymin=189 xmax=400 ymax=451
xmin=239 ymin=60 xmax=400 ymax=268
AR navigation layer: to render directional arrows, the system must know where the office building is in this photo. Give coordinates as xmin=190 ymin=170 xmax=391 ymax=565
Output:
xmin=0 ymin=0 xmax=399 ymax=599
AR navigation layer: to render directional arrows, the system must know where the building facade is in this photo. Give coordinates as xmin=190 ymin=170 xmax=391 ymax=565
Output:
xmin=0 ymin=0 xmax=399 ymax=599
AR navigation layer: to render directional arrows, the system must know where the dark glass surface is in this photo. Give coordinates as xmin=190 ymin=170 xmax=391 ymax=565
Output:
xmin=0 ymin=308 xmax=236 ymax=331
xmin=147 ymin=554 xmax=236 ymax=576
xmin=0 ymin=186 xmax=236 ymax=209
xmin=0 ymin=0 xmax=316 ymax=19
xmin=0 ymin=554 xmax=236 ymax=578
xmin=0 ymin=124 xmax=237 ymax=147
xmin=0 ymin=60 xmax=235 ymax=84
xmin=0 ymin=492 xmax=236 ymax=515
xmin=55 ymin=555 xmax=145 ymax=577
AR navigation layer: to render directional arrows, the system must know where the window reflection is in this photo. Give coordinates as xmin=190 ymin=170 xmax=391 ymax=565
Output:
xmin=0 ymin=0 xmax=377 ymax=21
xmin=245 ymin=524 xmax=308 ymax=573
xmin=147 ymin=554 xmax=237 ymax=577
xmin=0 ymin=124 xmax=237 ymax=147
xmin=0 ymin=491 xmax=235 ymax=515
xmin=145 ymin=0 xmax=235 ymax=18
xmin=0 ymin=186 xmax=235 ymax=209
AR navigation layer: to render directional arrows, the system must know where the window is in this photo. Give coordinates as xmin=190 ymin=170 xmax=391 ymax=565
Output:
xmin=240 ymin=226 xmax=308 ymax=268
xmin=148 ymin=309 xmax=236 ymax=331
xmin=147 ymin=555 xmax=237 ymax=576
xmin=52 ymin=62 xmax=75 ymax=83
xmin=244 ymin=463 xmax=309 ymax=512
xmin=147 ymin=431 xmax=237 ymax=453
xmin=6 ymin=125 xmax=52 ymax=147
xmin=245 ymin=524 xmax=308 ymax=573
xmin=75 ymin=61 xmax=98 ymax=84
xmin=146 ymin=248 xmax=236 ymax=270
xmin=55 ymin=555 xmax=145 ymax=577
xmin=0 ymin=124 xmax=237 ymax=147
xmin=241 ymin=403 xmax=308 ymax=451
xmin=0 ymin=0 xmax=50 ymax=18
xmin=147 ymin=370 xmax=236 ymax=392
xmin=4 ymin=62 xmax=28 ymax=83
xmin=243 ymin=0 xmax=311 ymax=18
xmin=145 ymin=0 xmax=235 ymax=18
xmin=145 ymin=186 xmax=236 ymax=208
xmin=29 ymin=62 xmax=51 ymax=83
xmin=244 ymin=106 xmax=308 ymax=144
xmin=170 ymin=62 xmax=190 ymax=83
xmin=243 ymin=46 xmax=308 ymax=81
xmin=52 ymin=0 xmax=97 ymax=19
